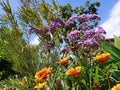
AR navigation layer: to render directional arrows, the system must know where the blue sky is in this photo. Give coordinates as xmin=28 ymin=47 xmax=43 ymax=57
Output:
xmin=1 ymin=0 xmax=120 ymax=44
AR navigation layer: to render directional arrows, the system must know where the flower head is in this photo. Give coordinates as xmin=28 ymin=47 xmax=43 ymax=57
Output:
xmin=66 ymin=66 xmax=82 ymax=77
xmin=67 ymin=30 xmax=80 ymax=42
xmin=77 ymin=14 xmax=88 ymax=21
xmin=87 ymin=14 xmax=100 ymax=20
xmin=93 ymin=53 xmax=110 ymax=64
xmin=57 ymin=56 xmax=70 ymax=65
xmin=77 ymin=22 xmax=89 ymax=30
xmin=65 ymin=16 xmax=77 ymax=27
xmin=34 ymin=82 xmax=47 ymax=90
xmin=35 ymin=67 xmax=52 ymax=82
xmin=111 ymin=83 xmax=120 ymax=90
xmin=54 ymin=16 xmax=65 ymax=26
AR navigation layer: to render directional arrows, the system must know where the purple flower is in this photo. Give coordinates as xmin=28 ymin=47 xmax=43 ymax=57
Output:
xmin=65 ymin=16 xmax=77 ymax=27
xmin=54 ymin=17 xmax=65 ymax=26
xmin=93 ymin=33 xmax=105 ymax=41
xmin=78 ymin=22 xmax=89 ymax=30
xmin=77 ymin=14 xmax=88 ymax=21
xmin=82 ymin=28 xmax=106 ymax=41
xmin=96 ymin=26 xmax=106 ymax=34
xmin=83 ymin=38 xmax=99 ymax=46
xmin=67 ymin=30 xmax=80 ymax=42
xmin=77 ymin=40 xmax=83 ymax=45
xmin=93 ymin=27 xmax=106 ymax=40
xmin=87 ymin=14 xmax=100 ymax=20
xmin=47 ymin=17 xmax=65 ymax=32
xmin=83 ymin=29 xmax=96 ymax=39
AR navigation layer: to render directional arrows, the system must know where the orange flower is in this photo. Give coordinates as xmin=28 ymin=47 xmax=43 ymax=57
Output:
xmin=93 ymin=53 xmax=110 ymax=64
xmin=34 ymin=82 xmax=47 ymax=90
xmin=57 ymin=56 xmax=70 ymax=65
xmin=35 ymin=67 xmax=52 ymax=82
xmin=65 ymin=66 xmax=82 ymax=77
xmin=111 ymin=83 xmax=120 ymax=90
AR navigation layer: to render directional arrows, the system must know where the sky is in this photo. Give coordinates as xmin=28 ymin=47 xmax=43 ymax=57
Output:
xmin=0 ymin=0 xmax=120 ymax=44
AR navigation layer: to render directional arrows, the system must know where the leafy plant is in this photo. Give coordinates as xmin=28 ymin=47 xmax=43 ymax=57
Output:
xmin=1 ymin=0 xmax=119 ymax=90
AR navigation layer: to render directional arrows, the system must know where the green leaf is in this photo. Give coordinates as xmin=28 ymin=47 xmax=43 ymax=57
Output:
xmin=51 ymin=0 xmax=58 ymax=10
xmin=114 ymin=35 xmax=120 ymax=50
xmin=101 ymin=41 xmax=120 ymax=61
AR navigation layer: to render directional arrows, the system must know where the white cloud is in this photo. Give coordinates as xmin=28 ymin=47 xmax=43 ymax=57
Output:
xmin=30 ymin=36 xmax=39 ymax=45
xmin=101 ymin=0 xmax=120 ymax=38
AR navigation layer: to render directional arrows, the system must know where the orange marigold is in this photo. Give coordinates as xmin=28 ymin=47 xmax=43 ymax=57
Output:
xmin=111 ymin=83 xmax=120 ymax=90
xmin=57 ymin=56 xmax=70 ymax=65
xmin=35 ymin=67 xmax=52 ymax=82
xmin=34 ymin=82 xmax=47 ymax=90
xmin=65 ymin=66 xmax=82 ymax=77
xmin=93 ymin=53 xmax=110 ymax=64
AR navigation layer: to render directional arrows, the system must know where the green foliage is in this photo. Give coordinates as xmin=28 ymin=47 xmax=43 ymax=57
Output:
xmin=0 ymin=0 xmax=41 ymax=78
xmin=1 ymin=0 xmax=119 ymax=90
xmin=0 ymin=59 xmax=17 ymax=80
xmin=0 ymin=76 xmax=34 ymax=90
xmin=59 ymin=0 xmax=100 ymax=21
xmin=0 ymin=27 xmax=40 ymax=76
xmin=18 ymin=0 xmax=59 ymax=28
xmin=101 ymin=41 xmax=120 ymax=86
xmin=101 ymin=41 xmax=120 ymax=61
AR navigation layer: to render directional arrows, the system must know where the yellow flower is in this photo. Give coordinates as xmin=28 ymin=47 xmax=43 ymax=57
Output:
xmin=35 ymin=67 xmax=52 ymax=82
xmin=111 ymin=83 xmax=120 ymax=90
xmin=57 ymin=56 xmax=70 ymax=65
xmin=34 ymin=82 xmax=47 ymax=90
xmin=66 ymin=66 xmax=82 ymax=77
xmin=93 ymin=53 xmax=110 ymax=64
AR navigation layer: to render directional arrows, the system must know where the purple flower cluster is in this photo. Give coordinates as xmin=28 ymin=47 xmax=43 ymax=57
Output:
xmin=79 ymin=38 xmax=99 ymax=47
xmin=47 ymin=17 xmax=65 ymax=32
xmin=67 ymin=30 xmax=80 ymax=42
xmin=77 ymin=14 xmax=88 ymax=21
xmin=65 ymin=16 xmax=77 ymax=27
xmin=29 ymin=17 xmax=64 ymax=35
xmin=29 ymin=14 xmax=100 ymax=35
xmin=64 ymin=14 xmax=100 ymax=28
xmin=83 ymin=27 xmax=105 ymax=40
xmin=87 ymin=14 xmax=100 ymax=20
xmin=77 ymin=22 xmax=89 ymax=30
xmin=77 ymin=26 xmax=106 ymax=49
xmin=29 ymin=14 xmax=104 ymax=53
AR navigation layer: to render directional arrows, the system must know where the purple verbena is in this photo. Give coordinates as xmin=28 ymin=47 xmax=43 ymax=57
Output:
xmin=77 ymin=22 xmax=89 ymax=30
xmin=67 ymin=30 xmax=80 ymax=42
xmin=54 ymin=17 xmax=65 ymax=26
xmin=87 ymin=14 xmax=101 ymax=20
xmin=77 ymin=14 xmax=88 ymax=21
xmin=65 ymin=16 xmax=77 ymax=27
xmin=83 ymin=38 xmax=99 ymax=46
